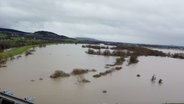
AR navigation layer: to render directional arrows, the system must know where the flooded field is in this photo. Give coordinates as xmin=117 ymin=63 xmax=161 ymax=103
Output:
xmin=0 ymin=44 xmax=184 ymax=104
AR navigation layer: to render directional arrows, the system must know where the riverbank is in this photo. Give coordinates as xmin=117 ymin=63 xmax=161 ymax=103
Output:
xmin=0 ymin=46 xmax=34 ymax=59
xmin=0 ymin=43 xmax=67 ymax=60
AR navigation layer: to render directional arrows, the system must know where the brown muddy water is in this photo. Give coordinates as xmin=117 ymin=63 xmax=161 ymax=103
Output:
xmin=0 ymin=44 xmax=184 ymax=104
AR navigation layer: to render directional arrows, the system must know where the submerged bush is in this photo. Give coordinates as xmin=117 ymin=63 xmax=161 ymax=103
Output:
xmin=102 ymin=49 xmax=111 ymax=56
xmin=86 ymin=48 xmax=95 ymax=54
xmin=50 ymin=70 xmax=70 ymax=78
xmin=0 ymin=58 xmax=7 ymax=67
xmin=82 ymin=45 xmax=108 ymax=50
xmin=78 ymin=78 xmax=91 ymax=83
xmin=71 ymin=69 xmax=89 ymax=75
xmin=93 ymin=74 xmax=101 ymax=78
xmin=112 ymin=50 xmax=126 ymax=56
xmin=171 ymin=53 xmax=184 ymax=59
xmin=115 ymin=67 xmax=122 ymax=70
xmin=25 ymin=51 xmax=33 ymax=56
xmin=71 ymin=68 xmax=96 ymax=75
xmin=93 ymin=68 xmax=120 ymax=78
xmin=128 ymin=55 xmax=139 ymax=65
xmin=114 ymin=57 xmax=125 ymax=65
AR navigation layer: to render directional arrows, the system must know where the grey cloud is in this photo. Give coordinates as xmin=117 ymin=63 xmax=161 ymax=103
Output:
xmin=1 ymin=0 xmax=184 ymax=45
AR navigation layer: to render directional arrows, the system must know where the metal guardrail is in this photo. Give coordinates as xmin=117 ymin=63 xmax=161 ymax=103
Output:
xmin=162 ymin=103 xmax=184 ymax=104
xmin=0 ymin=90 xmax=34 ymax=104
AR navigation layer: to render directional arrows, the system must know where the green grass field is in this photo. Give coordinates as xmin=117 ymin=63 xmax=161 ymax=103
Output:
xmin=0 ymin=34 xmax=6 ymax=39
xmin=0 ymin=46 xmax=33 ymax=59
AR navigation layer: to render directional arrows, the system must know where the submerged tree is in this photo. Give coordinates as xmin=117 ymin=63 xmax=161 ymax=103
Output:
xmin=86 ymin=48 xmax=95 ymax=54
xmin=114 ymin=57 xmax=125 ymax=65
xmin=128 ymin=55 xmax=139 ymax=65
xmin=102 ymin=49 xmax=111 ymax=56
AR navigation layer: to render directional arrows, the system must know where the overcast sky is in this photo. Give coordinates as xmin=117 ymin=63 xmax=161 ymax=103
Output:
xmin=0 ymin=0 xmax=184 ymax=46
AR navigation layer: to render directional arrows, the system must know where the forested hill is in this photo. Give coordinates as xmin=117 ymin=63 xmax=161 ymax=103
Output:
xmin=0 ymin=28 xmax=72 ymax=41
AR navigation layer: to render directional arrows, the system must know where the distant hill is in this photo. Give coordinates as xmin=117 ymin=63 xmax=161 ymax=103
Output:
xmin=32 ymin=31 xmax=70 ymax=41
xmin=75 ymin=37 xmax=100 ymax=42
xmin=0 ymin=28 xmax=72 ymax=42
xmin=0 ymin=28 xmax=31 ymax=38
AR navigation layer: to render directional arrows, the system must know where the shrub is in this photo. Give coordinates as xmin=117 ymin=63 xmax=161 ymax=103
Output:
xmin=128 ymin=55 xmax=139 ymax=65
xmin=102 ymin=49 xmax=111 ymax=56
xmin=93 ymin=74 xmax=101 ymax=78
xmin=86 ymin=48 xmax=95 ymax=54
xmin=71 ymin=69 xmax=88 ymax=75
xmin=115 ymin=67 xmax=122 ymax=70
xmin=114 ymin=57 xmax=125 ymax=65
xmin=50 ymin=70 xmax=70 ymax=78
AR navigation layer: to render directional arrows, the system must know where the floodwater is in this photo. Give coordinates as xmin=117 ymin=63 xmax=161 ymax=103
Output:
xmin=0 ymin=44 xmax=184 ymax=104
